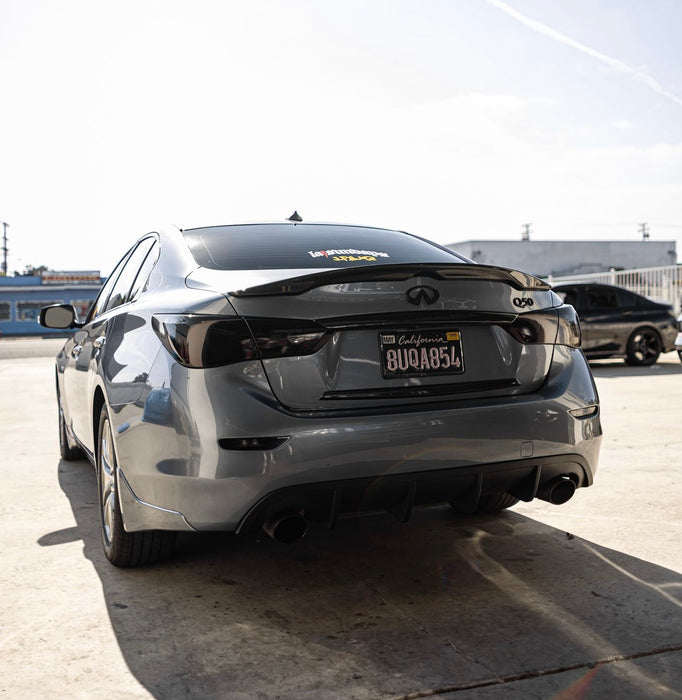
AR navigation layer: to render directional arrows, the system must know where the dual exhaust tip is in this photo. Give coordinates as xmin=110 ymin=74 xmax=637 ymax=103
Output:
xmin=263 ymin=511 xmax=308 ymax=544
xmin=262 ymin=476 xmax=577 ymax=543
xmin=537 ymin=475 xmax=577 ymax=505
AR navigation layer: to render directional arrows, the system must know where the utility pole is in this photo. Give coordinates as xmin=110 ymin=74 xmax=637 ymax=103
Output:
xmin=638 ymin=222 xmax=649 ymax=241
xmin=1 ymin=221 xmax=8 ymax=276
xmin=521 ymin=223 xmax=531 ymax=241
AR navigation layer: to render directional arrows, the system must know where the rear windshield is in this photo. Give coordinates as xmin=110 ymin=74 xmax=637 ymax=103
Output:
xmin=182 ymin=224 xmax=467 ymax=270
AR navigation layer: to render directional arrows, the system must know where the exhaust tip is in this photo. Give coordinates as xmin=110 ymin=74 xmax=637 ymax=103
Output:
xmin=263 ymin=512 xmax=308 ymax=543
xmin=538 ymin=475 xmax=576 ymax=505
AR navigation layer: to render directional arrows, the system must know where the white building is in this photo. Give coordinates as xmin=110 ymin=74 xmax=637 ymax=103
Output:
xmin=446 ymin=240 xmax=677 ymax=278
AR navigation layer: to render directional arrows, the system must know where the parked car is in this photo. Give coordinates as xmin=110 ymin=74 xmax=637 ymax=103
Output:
xmin=41 ymin=222 xmax=602 ymax=566
xmin=552 ymin=283 xmax=678 ymax=366
xmin=675 ymin=312 xmax=682 ymax=363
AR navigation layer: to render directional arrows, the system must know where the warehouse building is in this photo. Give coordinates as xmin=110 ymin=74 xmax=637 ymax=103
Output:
xmin=447 ymin=240 xmax=677 ymax=278
xmin=0 ymin=271 xmax=102 ymax=337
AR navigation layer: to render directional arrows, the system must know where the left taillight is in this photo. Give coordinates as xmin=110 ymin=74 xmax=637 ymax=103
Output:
xmin=152 ymin=315 xmax=331 ymax=368
xmin=153 ymin=315 xmax=258 ymax=368
xmin=246 ymin=317 xmax=331 ymax=359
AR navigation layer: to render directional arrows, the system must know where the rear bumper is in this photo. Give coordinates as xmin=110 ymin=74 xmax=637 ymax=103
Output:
xmin=113 ymin=345 xmax=602 ymax=532
xmin=237 ymin=454 xmax=593 ymax=534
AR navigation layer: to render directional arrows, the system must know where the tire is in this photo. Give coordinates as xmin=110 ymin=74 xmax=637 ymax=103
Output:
xmin=624 ymin=327 xmax=662 ymax=366
xmin=678 ymin=350 xmax=682 ymax=364
xmin=451 ymin=492 xmax=519 ymax=515
xmin=97 ymin=405 xmax=176 ymax=567
xmin=58 ymin=397 xmax=84 ymax=461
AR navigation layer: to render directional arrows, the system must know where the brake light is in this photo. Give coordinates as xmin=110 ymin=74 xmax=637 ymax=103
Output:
xmin=507 ymin=305 xmax=581 ymax=348
xmin=153 ymin=315 xmax=258 ymax=368
xmin=555 ymin=304 xmax=582 ymax=347
xmin=246 ymin=317 xmax=331 ymax=359
xmin=153 ymin=315 xmax=332 ymax=368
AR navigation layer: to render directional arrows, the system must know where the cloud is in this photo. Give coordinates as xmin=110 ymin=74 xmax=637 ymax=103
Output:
xmin=483 ymin=0 xmax=682 ymax=108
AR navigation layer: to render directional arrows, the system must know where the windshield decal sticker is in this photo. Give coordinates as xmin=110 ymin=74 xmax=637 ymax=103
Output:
xmin=307 ymin=249 xmax=390 ymax=263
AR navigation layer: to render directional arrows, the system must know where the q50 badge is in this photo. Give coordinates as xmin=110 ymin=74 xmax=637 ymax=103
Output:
xmin=513 ymin=297 xmax=534 ymax=308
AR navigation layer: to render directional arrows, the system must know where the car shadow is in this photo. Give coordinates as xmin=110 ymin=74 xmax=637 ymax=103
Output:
xmin=589 ymin=358 xmax=682 ymax=378
xmin=40 ymin=458 xmax=682 ymax=699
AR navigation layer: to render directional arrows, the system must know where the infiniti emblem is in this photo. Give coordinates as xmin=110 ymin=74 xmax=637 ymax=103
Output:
xmin=406 ymin=285 xmax=440 ymax=306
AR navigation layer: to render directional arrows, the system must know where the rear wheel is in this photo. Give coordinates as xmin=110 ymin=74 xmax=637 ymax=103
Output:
xmin=678 ymin=350 xmax=682 ymax=364
xmin=97 ymin=405 xmax=176 ymax=567
xmin=451 ymin=492 xmax=518 ymax=515
xmin=625 ymin=327 xmax=661 ymax=366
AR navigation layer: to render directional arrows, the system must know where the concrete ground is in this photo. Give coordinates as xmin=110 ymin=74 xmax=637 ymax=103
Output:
xmin=1 ymin=338 xmax=681 ymax=699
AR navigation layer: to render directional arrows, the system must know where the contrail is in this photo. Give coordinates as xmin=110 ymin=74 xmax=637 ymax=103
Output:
xmin=484 ymin=0 xmax=682 ymax=108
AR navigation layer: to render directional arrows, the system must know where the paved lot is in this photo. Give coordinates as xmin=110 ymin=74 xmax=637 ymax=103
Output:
xmin=1 ymin=338 xmax=681 ymax=699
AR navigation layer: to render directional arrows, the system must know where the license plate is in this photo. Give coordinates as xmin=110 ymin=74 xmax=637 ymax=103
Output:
xmin=379 ymin=330 xmax=464 ymax=378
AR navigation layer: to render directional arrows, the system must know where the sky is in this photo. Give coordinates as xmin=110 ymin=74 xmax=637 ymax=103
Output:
xmin=1 ymin=0 xmax=681 ymax=275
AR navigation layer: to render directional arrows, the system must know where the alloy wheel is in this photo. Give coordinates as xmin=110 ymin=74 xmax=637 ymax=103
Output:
xmin=631 ymin=330 xmax=661 ymax=363
xmin=99 ymin=417 xmax=117 ymax=547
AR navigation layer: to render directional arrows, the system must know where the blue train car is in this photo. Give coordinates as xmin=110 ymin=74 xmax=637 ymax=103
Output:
xmin=0 ymin=272 xmax=103 ymax=337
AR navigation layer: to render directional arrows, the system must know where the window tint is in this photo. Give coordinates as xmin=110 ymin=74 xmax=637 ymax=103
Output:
xmin=182 ymin=224 xmax=465 ymax=270
xmin=88 ymin=248 xmax=134 ymax=321
xmin=103 ymin=238 xmax=157 ymax=313
xmin=616 ymin=289 xmax=638 ymax=308
xmin=587 ymin=286 xmax=619 ymax=309
xmin=129 ymin=241 xmax=160 ymax=302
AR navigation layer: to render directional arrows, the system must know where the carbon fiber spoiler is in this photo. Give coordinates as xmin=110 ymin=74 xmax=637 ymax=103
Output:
xmin=228 ymin=263 xmax=550 ymax=297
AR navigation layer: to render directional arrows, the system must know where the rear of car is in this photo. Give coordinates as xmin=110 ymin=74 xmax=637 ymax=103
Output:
xmin=44 ymin=222 xmax=603 ymax=565
xmin=117 ymin=225 xmax=600 ymax=530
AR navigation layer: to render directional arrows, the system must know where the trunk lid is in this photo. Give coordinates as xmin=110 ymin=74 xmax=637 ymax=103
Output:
xmin=187 ymin=264 xmax=559 ymax=411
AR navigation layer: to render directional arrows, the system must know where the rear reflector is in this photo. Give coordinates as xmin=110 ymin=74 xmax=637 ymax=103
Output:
xmin=569 ymin=405 xmax=598 ymax=418
xmin=219 ymin=437 xmax=290 ymax=450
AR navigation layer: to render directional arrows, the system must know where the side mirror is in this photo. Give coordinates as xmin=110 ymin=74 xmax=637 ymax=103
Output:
xmin=39 ymin=304 xmax=80 ymax=329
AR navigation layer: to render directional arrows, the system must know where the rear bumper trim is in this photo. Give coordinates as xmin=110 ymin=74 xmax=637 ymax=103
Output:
xmin=236 ymin=454 xmax=592 ymax=534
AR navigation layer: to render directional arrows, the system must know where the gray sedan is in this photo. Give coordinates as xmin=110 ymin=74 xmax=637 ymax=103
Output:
xmin=41 ymin=221 xmax=602 ymax=566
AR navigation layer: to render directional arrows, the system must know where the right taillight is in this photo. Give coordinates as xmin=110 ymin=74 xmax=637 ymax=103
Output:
xmin=555 ymin=304 xmax=582 ymax=347
xmin=153 ymin=315 xmax=332 ymax=368
xmin=507 ymin=305 xmax=581 ymax=348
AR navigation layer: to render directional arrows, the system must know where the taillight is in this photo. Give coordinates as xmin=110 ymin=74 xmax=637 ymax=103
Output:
xmin=153 ymin=315 xmax=258 ymax=368
xmin=153 ymin=315 xmax=331 ymax=368
xmin=555 ymin=304 xmax=582 ymax=347
xmin=246 ymin=317 xmax=331 ymax=359
xmin=506 ymin=305 xmax=581 ymax=348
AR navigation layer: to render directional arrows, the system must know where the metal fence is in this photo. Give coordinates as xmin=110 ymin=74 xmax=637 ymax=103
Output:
xmin=547 ymin=264 xmax=682 ymax=315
